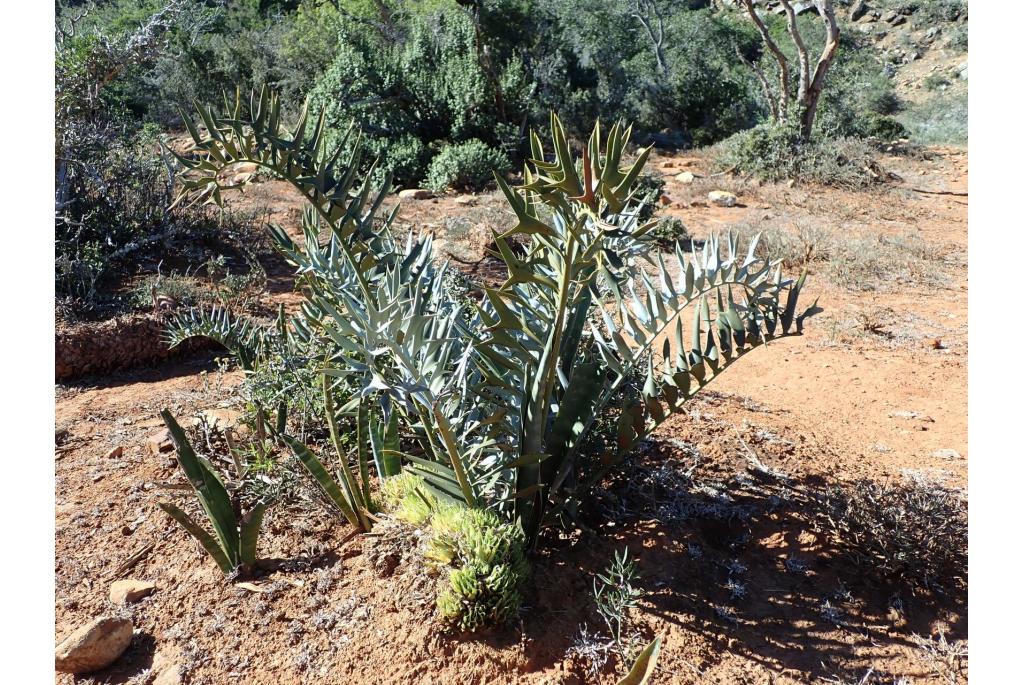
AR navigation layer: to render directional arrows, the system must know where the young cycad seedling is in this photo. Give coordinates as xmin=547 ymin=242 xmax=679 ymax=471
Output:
xmin=157 ymin=410 xmax=267 ymax=576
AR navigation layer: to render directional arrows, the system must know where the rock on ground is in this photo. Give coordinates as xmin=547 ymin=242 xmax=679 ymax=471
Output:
xmin=398 ymin=189 xmax=433 ymax=200
xmin=109 ymin=579 xmax=156 ymax=605
xmin=55 ymin=616 xmax=134 ymax=674
xmin=708 ymin=190 xmax=738 ymax=208
xmin=146 ymin=429 xmax=173 ymax=455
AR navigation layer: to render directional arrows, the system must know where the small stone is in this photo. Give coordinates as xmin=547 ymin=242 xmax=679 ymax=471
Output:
xmin=674 ymin=171 xmax=699 ymax=184
xmin=888 ymin=410 xmax=919 ymax=420
xmin=398 ymin=188 xmax=433 ymax=200
xmin=849 ymin=0 xmax=869 ymax=22
xmin=453 ymin=195 xmax=477 ymax=206
xmin=154 ymin=668 xmax=182 ymax=685
xmin=786 ymin=179 xmax=796 ymax=188
xmin=109 ymin=579 xmax=156 ymax=605
xmin=882 ymin=10 xmax=900 ymax=24
xmin=190 ymin=408 xmax=241 ymax=431
xmin=151 ymin=650 xmax=182 ymax=685
xmin=707 ymin=190 xmax=738 ymax=207
xmin=104 ymin=446 xmax=123 ymax=459
xmin=55 ymin=616 xmax=134 ymax=674
xmin=932 ymin=448 xmax=964 ymax=460
xmin=659 ymin=194 xmax=671 ymax=205
xmin=146 ymin=429 xmax=174 ymax=455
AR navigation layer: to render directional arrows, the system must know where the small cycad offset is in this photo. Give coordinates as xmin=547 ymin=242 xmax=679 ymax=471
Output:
xmin=170 ymin=87 xmax=813 ymax=560
xmin=156 ymin=411 xmax=267 ymax=576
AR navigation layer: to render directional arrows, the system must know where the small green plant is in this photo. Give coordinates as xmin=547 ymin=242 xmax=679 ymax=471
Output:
xmin=380 ymin=471 xmax=436 ymax=526
xmin=378 ymin=472 xmax=528 ymax=632
xmin=130 ymin=272 xmax=203 ymax=311
xmin=427 ymin=505 xmax=529 ymax=632
xmin=923 ymin=74 xmax=951 ymax=92
xmin=647 ymin=217 xmax=689 ymax=250
xmin=594 ymin=548 xmax=644 ymax=654
xmin=862 ymin=114 xmax=909 ymax=141
xmin=633 ymin=173 xmax=666 ymax=222
xmin=281 ymin=377 xmax=403 ymax=532
xmin=157 ymin=410 xmax=267 ymax=576
xmin=425 ymin=139 xmax=511 ymax=193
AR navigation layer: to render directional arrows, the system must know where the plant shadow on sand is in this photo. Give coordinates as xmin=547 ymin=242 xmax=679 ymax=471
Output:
xmin=493 ymin=432 xmax=966 ymax=683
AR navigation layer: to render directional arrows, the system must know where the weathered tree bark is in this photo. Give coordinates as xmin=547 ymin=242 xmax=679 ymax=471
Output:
xmin=633 ymin=0 xmax=669 ymax=76
xmin=739 ymin=0 xmax=840 ymax=140
xmin=779 ymin=0 xmax=812 ymax=102
xmin=799 ymin=0 xmax=840 ymax=139
xmin=739 ymin=0 xmax=791 ymax=122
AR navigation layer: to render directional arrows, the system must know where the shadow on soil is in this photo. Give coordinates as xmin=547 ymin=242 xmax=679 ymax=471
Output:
xmin=497 ymin=434 xmax=966 ymax=682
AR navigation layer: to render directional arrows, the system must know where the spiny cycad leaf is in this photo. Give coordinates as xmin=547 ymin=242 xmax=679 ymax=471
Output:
xmin=165 ymin=307 xmax=277 ymax=371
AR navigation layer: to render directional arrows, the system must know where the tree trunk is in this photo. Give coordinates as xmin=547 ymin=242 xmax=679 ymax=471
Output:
xmin=798 ymin=0 xmax=840 ymax=140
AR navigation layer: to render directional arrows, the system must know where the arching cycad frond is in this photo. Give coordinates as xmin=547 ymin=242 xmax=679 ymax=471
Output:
xmin=170 ymin=90 xmax=816 ymax=548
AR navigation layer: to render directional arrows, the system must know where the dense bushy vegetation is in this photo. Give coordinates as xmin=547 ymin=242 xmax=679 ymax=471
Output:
xmin=55 ymin=0 xmax=269 ymax=316
xmin=57 ymin=1 xmax=911 ymax=187
xmin=819 ymin=477 xmax=967 ymax=598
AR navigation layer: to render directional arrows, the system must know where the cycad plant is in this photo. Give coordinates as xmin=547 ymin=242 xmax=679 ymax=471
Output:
xmin=170 ymin=88 xmax=814 ymax=548
xmin=157 ymin=410 xmax=267 ymax=575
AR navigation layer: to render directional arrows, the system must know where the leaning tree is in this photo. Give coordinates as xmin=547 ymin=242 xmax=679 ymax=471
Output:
xmin=737 ymin=0 xmax=840 ymax=140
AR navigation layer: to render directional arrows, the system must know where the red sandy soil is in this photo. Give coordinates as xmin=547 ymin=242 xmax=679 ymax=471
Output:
xmin=55 ymin=147 xmax=967 ymax=684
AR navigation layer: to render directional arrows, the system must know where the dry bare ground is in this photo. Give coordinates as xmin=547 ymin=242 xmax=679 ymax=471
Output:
xmin=55 ymin=146 xmax=967 ymax=685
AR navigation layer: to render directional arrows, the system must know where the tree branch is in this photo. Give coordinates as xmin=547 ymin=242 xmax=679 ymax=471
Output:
xmin=633 ymin=0 xmax=668 ymax=75
xmin=735 ymin=44 xmax=779 ymax=123
xmin=801 ymin=0 xmax=841 ymax=137
xmin=740 ymin=0 xmax=791 ymax=120
xmin=778 ymin=0 xmax=811 ymax=103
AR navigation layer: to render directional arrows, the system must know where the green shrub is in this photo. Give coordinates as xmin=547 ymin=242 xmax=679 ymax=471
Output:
xmin=863 ymin=113 xmax=910 ymax=141
xmin=425 ymin=139 xmax=511 ymax=193
xmin=648 ymin=217 xmax=689 ymax=250
xmin=633 ymin=173 xmax=666 ymax=222
xmin=530 ymin=4 xmax=759 ymax=145
xmin=863 ymin=89 xmax=901 ymax=117
xmin=714 ymin=123 xmax=881 ymax=188
xmin=307 ymin=5 xmax=528 ymax=186
xmin=923 ymin=73 xmax=951 ymax=91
